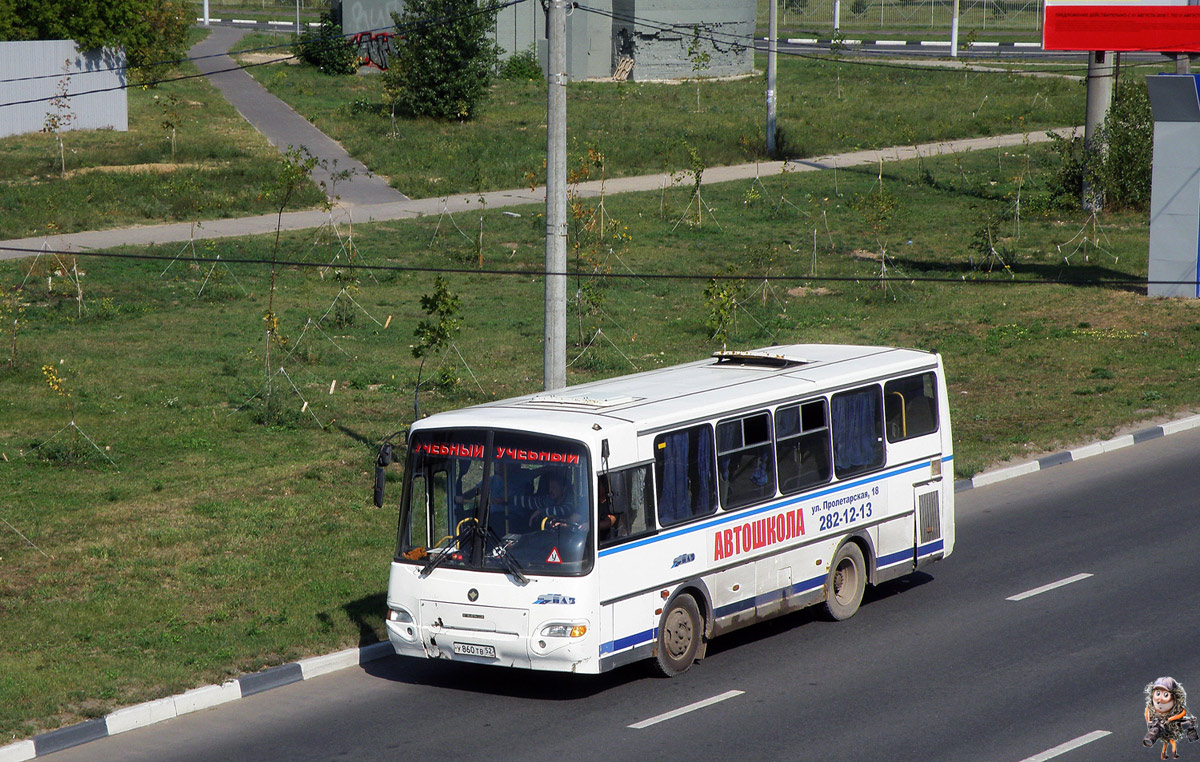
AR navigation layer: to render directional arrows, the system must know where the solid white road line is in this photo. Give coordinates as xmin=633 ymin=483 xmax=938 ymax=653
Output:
xmin=628 ymin=690 xmax=745 ymax=729
xmin=1017 ymin=730 xmax=1110 ymax=761
xmin=1007 ymin=573 xmax=1093 ymax=602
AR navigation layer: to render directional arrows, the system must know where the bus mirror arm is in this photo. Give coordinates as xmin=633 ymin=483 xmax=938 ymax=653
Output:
xmin=373 ymin=444 xmax=393 ymax=508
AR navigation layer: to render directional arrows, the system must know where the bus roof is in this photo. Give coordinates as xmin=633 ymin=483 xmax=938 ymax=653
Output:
xmin=412 ymin=344 xmax=939 ymax=440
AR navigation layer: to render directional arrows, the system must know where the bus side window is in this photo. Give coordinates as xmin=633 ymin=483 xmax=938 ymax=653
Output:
xmin=884 ymin=372 xmax=939 ymax=442
xmin=776 ymin=399 xmax=832 ymax=494
xmin=654 ymin=425 xmax=717 ymax=527
xmin=599 ymin=465 xmax=654 ymax=547
xmin=831 ymin=386 xmax=885 ymax=479
xmin=716 ymin=411 xmax=775 ymax=510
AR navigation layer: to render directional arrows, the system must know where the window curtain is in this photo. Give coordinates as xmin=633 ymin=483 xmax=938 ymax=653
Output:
xmin=659 ymin=431 xmax=690 ymax=523
xmin=832 ymin=391 xmax=879 ymax=472
xmin=695 ymin=430 xmax=714 ymax=515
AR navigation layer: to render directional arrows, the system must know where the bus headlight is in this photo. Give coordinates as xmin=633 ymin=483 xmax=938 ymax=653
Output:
xmin=539 ymin=623 xmax=587 ymax=638
xmin=387 ymin=607 xmax=418 ymax=642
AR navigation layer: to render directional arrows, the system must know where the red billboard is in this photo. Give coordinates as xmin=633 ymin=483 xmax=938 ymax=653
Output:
xmin=1044 ymin=0 xmax=1200 ymax=52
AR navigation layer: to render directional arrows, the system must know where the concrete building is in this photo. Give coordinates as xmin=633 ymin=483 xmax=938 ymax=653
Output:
xmin=335 ymin=0 xmax=754 ymax=81
xmin=0 ymin=41 xmax=127 ymax=139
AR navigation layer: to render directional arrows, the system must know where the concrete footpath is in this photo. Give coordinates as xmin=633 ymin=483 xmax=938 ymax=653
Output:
xmin=3 ymin=409 xmax=1198 ymax=762
xmin=0 ymin=128 xmax=1071 ymax=259
xmin=188 ymin=26 xmax=408 ymax=208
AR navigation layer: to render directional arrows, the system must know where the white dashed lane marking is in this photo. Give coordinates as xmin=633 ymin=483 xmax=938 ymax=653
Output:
xmin=1006 ymin=573 xmax=1093 ymax=602
xmin=628 ymin=690 xmax=744 ymax=729
xmin=1017 ymin=730 xmax=1110 ymax=761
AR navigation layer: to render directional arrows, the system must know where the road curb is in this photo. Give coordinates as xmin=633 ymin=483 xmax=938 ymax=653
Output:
xmin=1 ymin=642 xmax=393 ymax=761
xmin=6 ymin=413 xmax=1200 ymax=759
xmin=953 ymin=412 xmax=1200 ymax=493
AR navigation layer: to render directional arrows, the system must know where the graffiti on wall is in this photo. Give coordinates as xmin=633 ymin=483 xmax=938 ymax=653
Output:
xmin=351 ymin=31 xmax=396 ymax=69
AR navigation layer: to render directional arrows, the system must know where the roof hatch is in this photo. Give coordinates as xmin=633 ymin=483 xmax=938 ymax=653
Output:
xmin=711 ymin=350 xmax=808 ymax=368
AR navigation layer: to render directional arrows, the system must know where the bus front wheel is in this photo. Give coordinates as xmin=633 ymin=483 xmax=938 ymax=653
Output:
xmin=823 ymin=542 xmax=866 ymax=621
xmin=653 ymin=594 xmax=702 ymax=677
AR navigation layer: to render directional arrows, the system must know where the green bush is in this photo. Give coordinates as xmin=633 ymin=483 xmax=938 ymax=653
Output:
xmin=1093 ymin=79 xmax=1152 ymax=210
xmin=499 ymin=45 xmax=541 ymax=81
xmin=294 ymin=12 xmax=358 ymax=75
xmin=383 ymin=0 xmax=501 ymax=120
xmin=1038 ymin=78 xmax=1152 ymax=212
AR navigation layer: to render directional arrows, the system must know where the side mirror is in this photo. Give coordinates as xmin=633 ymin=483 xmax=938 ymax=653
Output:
xmin=373 ymin=444 xmax=393 ymax=508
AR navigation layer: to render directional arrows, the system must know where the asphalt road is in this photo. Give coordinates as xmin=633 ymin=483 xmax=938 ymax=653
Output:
xmin=45 ymin=426 xmax=1200 ymax=762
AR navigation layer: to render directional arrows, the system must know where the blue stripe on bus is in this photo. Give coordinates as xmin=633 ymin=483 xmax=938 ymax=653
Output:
xmin=877 ymin=547 xmax=913 ymax=567
xmin=917 ymin=539 xmax=944 ymax=557
xmin=599 ymin=455 xmax=953 ymax=559
xmin=705 ymin=573 xmax=830 ymax=621
xmin=601 ymin=628 xmax=656 ymax=655
xmin=598 ymin=544 xmax=944 ymax=655
xmin=598 ymin=455 xmax=953 ymax=656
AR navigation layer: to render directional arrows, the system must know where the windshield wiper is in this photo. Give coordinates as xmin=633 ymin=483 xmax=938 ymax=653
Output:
xmin=420 ymin=520 xmax=477 ymax=578
xmin=484 ymin=525 xmax=529 ymax=585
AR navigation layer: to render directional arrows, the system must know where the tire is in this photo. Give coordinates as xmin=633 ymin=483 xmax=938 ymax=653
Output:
xmin=823 ymin=542 xmax=866 ymax=621
xmin=653 ymin=594 xmax=702 ymax=677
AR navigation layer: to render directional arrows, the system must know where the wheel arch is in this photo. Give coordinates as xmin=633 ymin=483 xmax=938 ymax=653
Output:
xmin=839 ymin=530 xmax=878 ymax=585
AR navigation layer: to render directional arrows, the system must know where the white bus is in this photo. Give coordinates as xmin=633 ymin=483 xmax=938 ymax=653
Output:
xmin=384 ymin=344 xmax=954 ymax=676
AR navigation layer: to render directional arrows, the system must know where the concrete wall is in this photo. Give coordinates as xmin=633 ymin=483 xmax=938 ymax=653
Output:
xmin=336 ymin=0 xmax=754 ymax=80
xmin=0 ymin=41 xmax=128 ymax=139
xmin=495 ymin=0 xmax=544 ymax=59
xmin=1146 ymin=74 xmax=1200 ymax=298
xmin=337 ymin=0 xmax=404 ymax=36
xmin=612 ymin=0 xmax=754 ymax=81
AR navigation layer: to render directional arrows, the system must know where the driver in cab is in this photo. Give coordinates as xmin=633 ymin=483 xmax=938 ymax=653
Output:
xmin=500 ymin=469 xmax=583 ymax=530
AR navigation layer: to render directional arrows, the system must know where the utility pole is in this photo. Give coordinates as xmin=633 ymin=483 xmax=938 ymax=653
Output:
xmin=950 ymin=0 xmax=960 ymax=57
xmin=767 ymin=0 xmax=778 ymax=155
xmin=1082 ymin=50 xmax=1114 ymax=211
xmin=544 ymin=0 xmax=568 ymax=391
xmin=203 ymin=0 xmax=210 ymax=25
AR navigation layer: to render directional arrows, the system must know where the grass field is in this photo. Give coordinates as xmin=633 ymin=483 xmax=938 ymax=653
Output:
xmin=240 ymin=49 xmax=1086 ymax=199
xmin=1 ymin=40 xmax=1084 ymax=240
xmin=0 ymin=30 xmax=329 ymax=241
xmin=1 ymin=136 xmax=1191 ymax=741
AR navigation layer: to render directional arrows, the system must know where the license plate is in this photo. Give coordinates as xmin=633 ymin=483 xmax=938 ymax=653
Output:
xmin=453 ymin=642 xmax=497 ymax=658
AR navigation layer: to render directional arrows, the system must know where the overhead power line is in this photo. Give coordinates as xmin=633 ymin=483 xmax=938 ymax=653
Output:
xmin=0 ymin=0 xmax=529 ymax=108
xmin=2 ymin=0 xmax=1153 ymax=103
xmin=0 ymin=243 xmax=1180 ymax=290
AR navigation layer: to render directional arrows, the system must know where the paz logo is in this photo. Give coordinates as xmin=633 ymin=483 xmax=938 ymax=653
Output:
xmin=467 ymin=588 xmax=479 ymax=602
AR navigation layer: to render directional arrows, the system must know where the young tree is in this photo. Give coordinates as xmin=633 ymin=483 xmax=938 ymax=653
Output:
xmin=383 ymin=0 xmax=501 ymax=120
xmin=42 ymin=60 xmax=76 ymax=177
xmin=294 ymin=11 xmax=359 ymax=75
xmin=412 ymin=275 xmax=462 ymax=416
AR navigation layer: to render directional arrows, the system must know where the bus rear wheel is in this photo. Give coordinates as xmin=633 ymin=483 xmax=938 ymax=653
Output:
xmin=823 ymin=542 xmax=866 ymax=621
xmin=653 ymin=594 xmax=702 ymax=677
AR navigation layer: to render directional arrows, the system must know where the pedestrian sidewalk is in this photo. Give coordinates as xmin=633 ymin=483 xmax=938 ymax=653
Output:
xmin=189 ymin=26 xmax=408 ymax=207
xmin=0 ymin=128 xmax=1072 ymax=258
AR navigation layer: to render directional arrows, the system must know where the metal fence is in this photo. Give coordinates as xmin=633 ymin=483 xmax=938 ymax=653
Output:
xmin=764 ymin=0 xmax=1044 ymax=35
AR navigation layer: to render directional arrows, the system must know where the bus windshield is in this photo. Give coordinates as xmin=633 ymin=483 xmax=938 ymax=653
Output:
xmin=397 ymin=429 xmax=593 ymax=576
